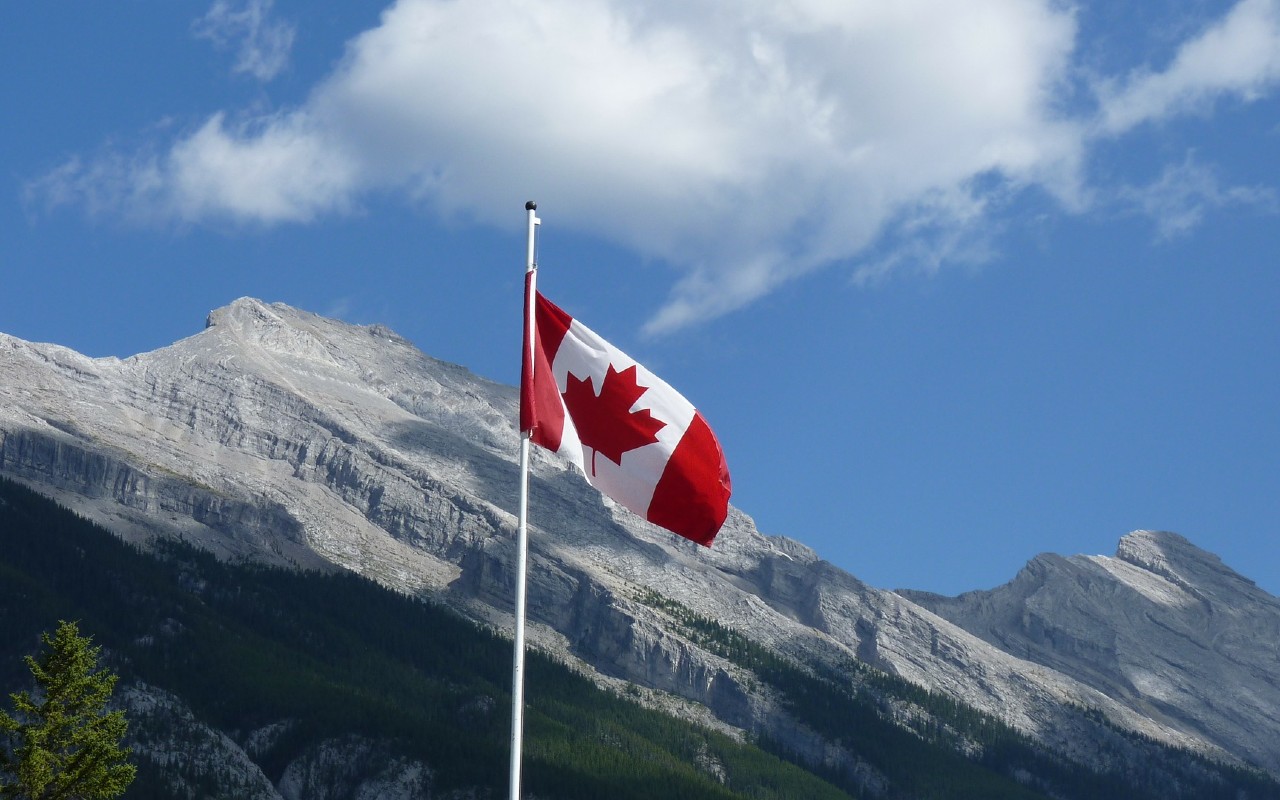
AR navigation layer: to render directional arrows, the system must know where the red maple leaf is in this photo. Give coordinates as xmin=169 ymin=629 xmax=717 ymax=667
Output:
xmin=562 ymin=363 xmax=667 ymax=476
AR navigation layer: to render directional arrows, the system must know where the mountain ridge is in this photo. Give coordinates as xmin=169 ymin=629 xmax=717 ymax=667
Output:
xmin=2 ymin=297 xmax=1277 ymax=782
xmin=903 ymin=528 xmax=1280 ymax=773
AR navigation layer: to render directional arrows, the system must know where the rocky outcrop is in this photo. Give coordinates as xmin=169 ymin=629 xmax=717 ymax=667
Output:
xmin=0 ymin=426 xmax=320 ymax=567
xmin=122 ymin=684 xmax=457 ymax=800
xmin=276 ymin=737 xmax=433 ymax=800
xmin=122 ymin=683 xmax=283 ymax=800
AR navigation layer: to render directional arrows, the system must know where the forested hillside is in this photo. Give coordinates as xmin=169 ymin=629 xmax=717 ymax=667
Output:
xmin=1 ymin=476 xmax=1275 ymax=799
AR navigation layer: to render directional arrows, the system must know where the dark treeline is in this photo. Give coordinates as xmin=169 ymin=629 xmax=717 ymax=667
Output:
xmin=1 ymin=475 xmax=1277 ymax=799
xmin=0 ymin=477 xmax=847 ymax=799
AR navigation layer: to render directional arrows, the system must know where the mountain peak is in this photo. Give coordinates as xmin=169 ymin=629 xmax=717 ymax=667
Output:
xmin=1116 ymin=528 xmax=1195 ymax=557
xmin=1114 ymin=529 xmax=1258 ymax=598
xmin=197 ymin=298 xmax=416 ymax=372
xmin=205 ymin=296 xmax=279 ymax=330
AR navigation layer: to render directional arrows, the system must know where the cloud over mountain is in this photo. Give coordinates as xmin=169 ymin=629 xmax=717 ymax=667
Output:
xmin=30 ymin=0 xmax=1280 ymax=330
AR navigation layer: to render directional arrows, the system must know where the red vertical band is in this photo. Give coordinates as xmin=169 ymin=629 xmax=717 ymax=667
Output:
xmin=519 ymin=272 xmax=537 ymax=434
xmin=524 ymin=290 xmax=572 ymax=451
xmin=646 ymin=411 xmax=732 ymax=546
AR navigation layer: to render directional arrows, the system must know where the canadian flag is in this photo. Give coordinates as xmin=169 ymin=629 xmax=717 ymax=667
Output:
xmin=520 ymin=277 xmax=732 ymax=546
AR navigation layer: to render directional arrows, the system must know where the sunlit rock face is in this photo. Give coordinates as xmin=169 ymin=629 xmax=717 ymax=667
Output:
xmin=904 ymin=530 xmax=1280 ymax=773
xmin=3 ymin=298 xmax=1277 ymax=776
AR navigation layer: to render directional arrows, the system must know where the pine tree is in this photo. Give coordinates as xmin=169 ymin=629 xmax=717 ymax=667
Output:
xmin=0 ymin=621 xmax=135 ymax=800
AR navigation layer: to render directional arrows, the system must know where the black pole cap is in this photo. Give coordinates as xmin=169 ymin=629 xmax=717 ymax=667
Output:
xmin=525 ymin=201 xmax=537 ymax=211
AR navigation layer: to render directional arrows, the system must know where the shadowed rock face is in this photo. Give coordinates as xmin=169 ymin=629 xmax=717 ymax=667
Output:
xmin=903 ymin=530 xmax=1280 ymax=773
xmin=121 ymin=683 xmax=435 ymax=800
xmin=3 ymin=298 xmax=1277 ymax=776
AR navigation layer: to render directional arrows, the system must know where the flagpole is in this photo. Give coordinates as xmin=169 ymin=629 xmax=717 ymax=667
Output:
xmin=509 ymin=200 xmax=539 ymax=800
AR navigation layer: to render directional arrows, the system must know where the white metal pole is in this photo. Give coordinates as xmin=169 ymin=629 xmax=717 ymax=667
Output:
xmin=509 ymin=200 xmax=540 ymax=800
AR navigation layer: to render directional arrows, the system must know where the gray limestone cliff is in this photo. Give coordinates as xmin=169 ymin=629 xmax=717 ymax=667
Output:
xmin=903 ymin=530 xmax=1280 ymax=773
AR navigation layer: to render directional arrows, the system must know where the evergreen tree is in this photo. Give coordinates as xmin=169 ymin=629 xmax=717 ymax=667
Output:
xmin=0 ymin=621 xmax=135 ymax=800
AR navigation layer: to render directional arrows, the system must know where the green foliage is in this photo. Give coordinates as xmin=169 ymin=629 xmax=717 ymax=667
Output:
xmin=0 ymin=478 xmax=849 ymax=799
xmin=1 ymin=474 xmax=1277 ymax=800
xmin=0 ymin=621 xmax=136 ymax=800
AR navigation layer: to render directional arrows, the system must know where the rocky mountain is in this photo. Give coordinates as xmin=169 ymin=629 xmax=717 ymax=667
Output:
xmin=903 ymin=529 xmax=1280 ymax=776
xmin=2 ymin=297 xmax=1277 ymax=788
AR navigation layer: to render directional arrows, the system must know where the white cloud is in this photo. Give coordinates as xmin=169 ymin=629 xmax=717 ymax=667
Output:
xmin=29 ymin=0 xmax=1280 ymax=330
xmin=194 ymin=0 xmax=296 ymax=82
xmin=29 ymin=114 xmax=357 ymax=225
xmin=1118 ymin=155 xmax=1279 ymax=240
xmin=1096 ymin=0 xmax=1280 ymax=134
xmin=165 ymin=114 xmax=357 ymax=223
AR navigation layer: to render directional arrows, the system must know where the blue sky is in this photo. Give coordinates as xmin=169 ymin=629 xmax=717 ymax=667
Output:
xmin=3 ymin=0 xmax=1278 ymax=596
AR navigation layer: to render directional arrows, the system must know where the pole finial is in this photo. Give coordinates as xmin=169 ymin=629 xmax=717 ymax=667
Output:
xmin=525 ymin=200 xmax=537 ymax=211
